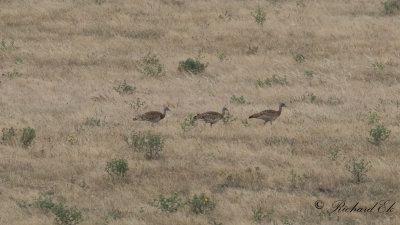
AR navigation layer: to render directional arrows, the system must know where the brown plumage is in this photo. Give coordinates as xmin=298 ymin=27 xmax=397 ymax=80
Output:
xmin=133 ymin=106 xmax=170 ymax=123
xmin=249 ymin=103 xmax=286 ymax=125
xmin=194 ymin=106 xmax=228 ymax=127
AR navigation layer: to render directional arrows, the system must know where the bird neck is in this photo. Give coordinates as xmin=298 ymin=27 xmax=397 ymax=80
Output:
xmin=163 ymin=108 xmax=167 ymax=116
xmin=222 ymin=109 xmax=226 ymax=116
xmin=278 ymin=105 xmax=283 ymax=113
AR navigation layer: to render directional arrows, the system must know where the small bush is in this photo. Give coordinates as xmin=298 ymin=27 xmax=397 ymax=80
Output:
xmin=372 ymin=61 xmax=384 ymax=71
xmin=178 ymin=58 xmax=207 ymax=74
xmin=114 ymin=80 xmax=135 ymax=95
xmin=0 ymin=39 xmax=17 ymax=51
xmin=21 ymin=127 xmax=36 ymax=147
xmin=246 ymin=46 xmax=259 ymax=55
xmin=368 ymin=111 xmax=380 ymax=125
xmin=150 ymin=193 xmax=183 ymax=213
xmin=222 ymin=111 xmax=237 ymax=125
xmin=252 ymin=6 xmax=266 ymax=26
xmin=95 ymin=0 xmax=105 ymax=4
xmin=1 ymin=127 xmax=16 ymax=144
xmin=187 ymin=193 xmax=215 ymax=214
xmin=253 ymin=207 xmax=264 ymax=223
xmin=181 ymin=113 xmax=196 ymax=131
xmin=125 ymin=132 xmax=164 ymax=159
xmin=230 ymin=95 xmax=246 ymax=104
xmin=241 ymin=119 xmax=249 ymax=127
xmin=382 ymin=0 xmax=400 ymax=14
xmin=289 ymin=170 xmax=308 ymax=189
xmin=137 ymin=54 xmax=166 ymax=78
xmin=2 ymin=69 xmax=22 ymax=79
xmin=105 ymin=158 xmax=128 ymax=179
xmin=52 ymin=203 xmax=83 ymax=225
xmin=15 ymin=57 xmax=23 ymax=64
xmin=294 ymin=53 xmax=305 ymax=63
xmin=328 ymin=146 xmax=340 ymax=161
xmin=345 ymin=158 xmax=372 ymax=183
xmin=34 ymin=191 xmax=56 ymax=212
xmin=218 ymin=52 xmax=227 ymax=61
xmin=107 ymin=208 xmax=123 ymax=220
xmin=368 ymin=124 xmax=390 ymax=146
xmin=129 ymin=98 xmax=146 ymax=112
xmin=257 ymin=75 xmax=288 ymax=87
xmin=304 ymin=70 xmax=313 ymax=79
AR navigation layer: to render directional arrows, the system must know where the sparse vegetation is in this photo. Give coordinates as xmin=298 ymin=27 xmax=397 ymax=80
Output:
xmin=246 ymin=46 xmax=259 ymax=55
xmin=256 ymin=75 xmax=288 ymax=87
xmin=137 ymin=54 xmax=166 ymax=78
xmin=328 ymin=146 xmax=340 ymax=161
xmin=251 ymin=6 xmax=266 ymax=26
xmin=125 ymin=132 xmax=164 ymax=159
xmin=345 ymin=158 xmax=372 ymax=183
xmin=368 ymin=124 xmax=391 ymax=146
xmin=181 ymin=113 xmax=196 ymax=131
xmin=105 ymin=158 xmax=128 ymax=179
xmin=0 ymin=39 xmax=17 ymax=51
xmin=382 ymin=0 xmax=400 ymax=14
xmin=150 ymin=193 xmax=183 ymax=213
xmin=21 ymin=127 xmax=36 ymax=147
xmin=1 ymin=127 xmax=16 ymax=144
xmin=178 ymin=58 xmax=207 ymax=74
xmin=289 ymin=170 xmax=308 ymax=189
xmin=304 ymin=70 xmax=314 ymax=79
xmin=294 ymin=53 xmax=306 ymax=63
xmin=230 ymin=95 xmax=246 ymax=104
xmin=222 ymin=111 xmax=237 ymax=125
xmin=84 ymin=117 xmax=101 ymax=127
xmin=2 ymin=69 xmax=22 ymax=79
xmin=114 ymin=80 xmax=136 ymax=95
xmin=187 ymin=193 xmax=215 ymax=214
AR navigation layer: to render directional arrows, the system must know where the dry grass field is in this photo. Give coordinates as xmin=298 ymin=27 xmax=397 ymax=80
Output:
xmin=1 ymin=0 xmax=400 ymax=224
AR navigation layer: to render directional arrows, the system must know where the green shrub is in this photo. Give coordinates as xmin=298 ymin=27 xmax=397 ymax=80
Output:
xmin=105 ymin=158 xmax=128 ymax=179
xmin=181 ymin=113 xmax=196 ymax=131
xmin=304 ymin=70 xmax=313 ymax=79
xmin=218 ymin=52 xmax=227 ymax=61
xmin=368 ymin=124 xmax=390 ymax=146
xmin=107 ymin=208 xmax=123 ymax=220
xmin=222 ymin=111 xmax=237 ymax=125
xmin=368 ymin=111 xmax=380 ymax=125
xmin=178 ymin=58 xmax=207 ymax=74
xmin=125 ymin=132 xmax=164 ymax=159
xmin=52 ymin=203 xmax=83 ymax=225
xmin=1 ymin=127 xmax=16 ymax=144
xmin=34 ymin=191 xmax=56 ymax=212
xmin=382 ymin=0 xmax=400 ymax=14
xmin=2 ymin=69 xmax=22 ymax=79
xmin=0 ymin=39 xmax=17 ymax=51
xmin=345 ymin=158 xmax=372 ymax=183
xmin=251 ymin=6 xmax=266 ymax=26
xmin=241 ymin=119 xmax=249 ymax=127
xmin=21 ymin=127 xmax=36 ymax=147
xmin=187 ymin=193 xmax=215 ymax=214
xmin=294 ymin=53 xmax=305 ymax=63
xmin=328 ymin=146 xmax=340 ymax=161
xmin=114 ymin=80 xmax=135 ymax=95
xmin=15 ymin=57 xmax=23 ymax=64
xmin=230 ymin=95 xmax=246 ymax=104
xmin=253 ymin=207 xmax=264 ymax=223
xmin=137 ymin=54 xmax=166 ymax=78
xmin=150 ymin=193 xmax=183 ymax=213
xmin=372 ymin=61 xmax=384 ymax=71
xmin=256 ymin=75 xmax=288 ymax=87
xmin=246 ymin=46 xmax=259 ymax=55
xmin=95 ymin=0 xmax=106 ymax=4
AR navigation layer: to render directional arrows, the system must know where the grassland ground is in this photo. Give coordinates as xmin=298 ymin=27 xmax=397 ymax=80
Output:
xmin=0 ymin=0 xmax=399 ymax=224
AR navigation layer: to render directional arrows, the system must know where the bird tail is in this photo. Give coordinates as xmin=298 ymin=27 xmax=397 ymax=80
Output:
xmin=249 ymin=115 xmax=255 ymax=119
xmin=193 ymin=114 xmax=200 ymax=120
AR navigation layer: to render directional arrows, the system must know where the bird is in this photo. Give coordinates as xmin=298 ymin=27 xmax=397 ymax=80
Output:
xmin=249 ymin=103 xmax=286 ymax=125
xmin=133 ymin=106 xmax=170 ymax=123
xmin=194 ymin=106 xmax=228 ymax=127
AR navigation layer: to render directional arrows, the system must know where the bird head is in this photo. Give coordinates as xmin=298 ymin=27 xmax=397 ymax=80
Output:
xmin=280 ymin=103 xmax=286 ymax=108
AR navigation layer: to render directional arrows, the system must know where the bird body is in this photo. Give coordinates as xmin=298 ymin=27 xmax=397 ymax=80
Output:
xmin=249 ymin=103 xmax=286 ymax=125
xmin=133 ymin=106 xmax=170 ymax=123
xmin=194 ymin=106 xmax=228 ymax=127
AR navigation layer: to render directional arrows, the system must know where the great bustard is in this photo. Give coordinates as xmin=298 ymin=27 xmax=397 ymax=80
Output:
xmin=194 ymin=106 xmax=228 ymax=127
xmin=249 ymin=103 xmax=286 ymax=125
xmin=133 ymin=106 xmax=170 ymax=123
